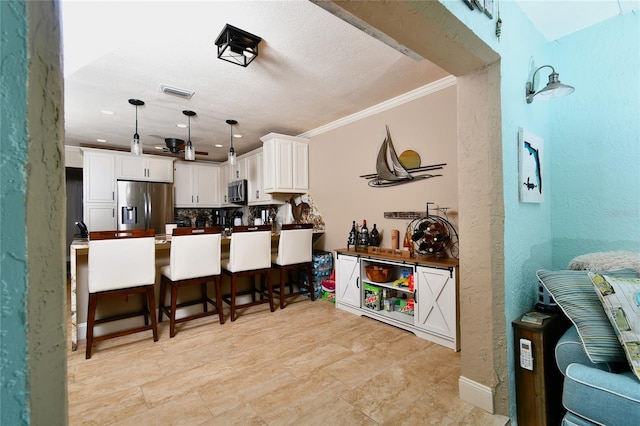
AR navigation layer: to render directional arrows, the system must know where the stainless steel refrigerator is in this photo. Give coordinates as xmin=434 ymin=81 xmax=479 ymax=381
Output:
xmin=116 ymin=180 xmax=173 ymax=234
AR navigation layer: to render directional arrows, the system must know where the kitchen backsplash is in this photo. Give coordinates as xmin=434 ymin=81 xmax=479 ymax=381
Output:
xmin=174 ymin=194 xmax=325 ymax=232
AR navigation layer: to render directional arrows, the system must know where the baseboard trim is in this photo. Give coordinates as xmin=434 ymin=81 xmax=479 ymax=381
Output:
xmin=77 ymin=322 xmax=86 ymax=341
xmin=458 ymin=375 xmax=494 ymax=414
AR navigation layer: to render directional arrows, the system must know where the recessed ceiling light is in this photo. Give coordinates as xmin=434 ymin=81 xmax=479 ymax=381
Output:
xmin=100 ymin=110 xmax=115 ymax=115
xmin=233 ymin=134 xmax=242 ymax=138
xmin=96 ymin=138 xmax=107 ymax=143
xmin=214 ymin=144 xmax=224 ymax=148
xmin=176 ymin=123 xmax=187 ymax=128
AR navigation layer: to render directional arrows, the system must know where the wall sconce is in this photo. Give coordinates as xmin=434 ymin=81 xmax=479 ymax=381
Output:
xmin=526 ymin=65 xmax=574 ymax=103
xmin=214 ymin=24 xmax=262 ymax=67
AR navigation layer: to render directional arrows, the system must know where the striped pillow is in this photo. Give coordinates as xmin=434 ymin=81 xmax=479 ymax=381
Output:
xmin=536 ymin=268 xmax=638 ymax=363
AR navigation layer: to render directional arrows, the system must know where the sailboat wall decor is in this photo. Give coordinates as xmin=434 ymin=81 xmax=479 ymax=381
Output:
xmin=360 ymin=125 xmax=446 ymax=187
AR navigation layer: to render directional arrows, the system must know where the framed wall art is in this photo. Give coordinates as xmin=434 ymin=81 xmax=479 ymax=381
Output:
xmin=518 ymin=128 xmax=544 ymax=203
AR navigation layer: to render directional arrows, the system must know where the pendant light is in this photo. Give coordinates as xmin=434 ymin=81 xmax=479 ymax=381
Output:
xmin=128 ymin=99 xmax=144 ymax=155
xmin=226 ymin=119 xmax=238 ymax=165
xmin=183 ymin=110 xmax=196 ymax=161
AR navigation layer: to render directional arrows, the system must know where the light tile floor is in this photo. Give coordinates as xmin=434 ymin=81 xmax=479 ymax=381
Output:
xmin=67 ymin=296 xmax=510 ymax=425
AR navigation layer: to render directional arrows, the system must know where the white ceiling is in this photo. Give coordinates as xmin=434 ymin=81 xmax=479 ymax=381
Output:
xmin=515 ymin=0 xmax=639 ymax=40
xmin=61 ymin=1 xmax=639 ymax=162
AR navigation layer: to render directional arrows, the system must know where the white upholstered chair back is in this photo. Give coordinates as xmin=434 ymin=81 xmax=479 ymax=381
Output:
xmin=273 ymin=224 xmax=313 ymax=266
xmin=224 ymin=225 xmax=272 ymax=272
xmin=166 ymin=227 xmax=221 ymax=280
xmin=88 ymin=230 xmax=155 ymax=293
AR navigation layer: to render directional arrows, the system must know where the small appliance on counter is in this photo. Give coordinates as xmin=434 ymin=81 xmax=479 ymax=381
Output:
xmin=195 ymin=213 xmax=208 ymax=227
xmin=232 ymin=211 xmax=243 ymax=226
xmin=174 ymin=216 xmax=192 ymax=228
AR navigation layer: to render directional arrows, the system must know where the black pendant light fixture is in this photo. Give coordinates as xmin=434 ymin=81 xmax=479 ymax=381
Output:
xmin=214 ymin=24 xmax=262 ymax=67
xmin=183 ymin=110 xmax=196 ymax=161
xmin=226 ymin=119 xmax=238 ymax=165
xmin=129 ymin=99 xmax=144 ymax=155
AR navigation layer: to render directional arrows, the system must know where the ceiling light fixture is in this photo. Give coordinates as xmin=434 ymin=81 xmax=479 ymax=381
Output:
xmin=183 ymin=110 xmax=196 ymax=161
xmin=128 ymin=99 xmax=144 ymax=155
xmin=526 ymin=65 xmax=574 ymax=104
xmin=226 ymin=119 xmax=238 ymax=165
xmin=214 ymin=24 xmax=262 ymax=67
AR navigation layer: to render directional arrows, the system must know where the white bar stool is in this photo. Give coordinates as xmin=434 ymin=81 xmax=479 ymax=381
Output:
xmin=86 ymin=229 xmax=158 ymax=359
xmin=271 ymin=223 xmax=314 ymax=309
xmin=221 ymin=225 xmax=274 ymax=321
xmin=158 ymin=227 xmax=223 ymax=337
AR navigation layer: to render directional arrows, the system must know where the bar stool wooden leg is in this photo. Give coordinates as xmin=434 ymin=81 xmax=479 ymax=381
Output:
xmin=230 ymin=275 xmax=237 ymax=322
xmin=170 ymin=283 xmax=179 ymax=338
xmin=86 ymin=293 xmax=98 ymax=359
xmin=147 ymin=285 xmax=159 ymax=342
xmin=214 ymin=276 xmax=224 ymax=324
xmin=158 ymin=276 xmax=167 ymax=323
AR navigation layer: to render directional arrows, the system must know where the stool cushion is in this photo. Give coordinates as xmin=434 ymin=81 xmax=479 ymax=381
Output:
xmin=89 ymin=236 xmax=155 ymax=293
xmin=164 ymin=232 xmax=221 ymax=281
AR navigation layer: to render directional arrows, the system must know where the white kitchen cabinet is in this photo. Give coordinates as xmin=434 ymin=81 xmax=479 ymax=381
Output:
xmin=246 ymin=150 xmax=278 ymax=205
xmin=116 ymin=153 xmax=174 ymax=182
xmin=260 ymin=133 xmax=309 ymax=193
xmin=82 ymin=149 xmax=116 ymax=231
xmin=84 ymin=204 xmax=116 ymax=231
xmin=173 ymin=162 xmax=220 ymax=207
xmin=219 ymin=163 xmax=232 ymax=206
xmin=335 ymin=250 xmax=459 ymax=351
xmin=335 ymin=252 xmax=361 ymax=308
xmin=83 ymin=149 xmax=115 ymax=203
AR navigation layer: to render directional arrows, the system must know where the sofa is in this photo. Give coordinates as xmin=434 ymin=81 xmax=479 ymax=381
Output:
xmin=536 ymin=252 xmax=640 ymax=426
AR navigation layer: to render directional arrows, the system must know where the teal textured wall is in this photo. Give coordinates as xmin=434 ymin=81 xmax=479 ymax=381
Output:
xmin=441 ymin=0 xmax=639 ymax=420
xmin=550 ymin=12 xmax=640 ymax=268
xmin=0 ymin=0 xmax=30 ymax=423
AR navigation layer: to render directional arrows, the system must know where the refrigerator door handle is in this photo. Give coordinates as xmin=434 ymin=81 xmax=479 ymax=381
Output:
xmin=144 ymin=189 xmax=151 ymax=229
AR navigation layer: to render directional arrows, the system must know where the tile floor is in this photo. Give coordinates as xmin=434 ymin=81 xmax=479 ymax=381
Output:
xmin=67 ymin=296 xmax=510 ymax=425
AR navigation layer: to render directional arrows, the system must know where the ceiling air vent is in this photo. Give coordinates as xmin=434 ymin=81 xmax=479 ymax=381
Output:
xmin=158 ymin=84 xmax=195 ymax=99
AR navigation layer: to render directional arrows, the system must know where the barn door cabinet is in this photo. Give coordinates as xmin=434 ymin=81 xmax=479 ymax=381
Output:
xmin=335 ymin=249 xmax=459 ymax=351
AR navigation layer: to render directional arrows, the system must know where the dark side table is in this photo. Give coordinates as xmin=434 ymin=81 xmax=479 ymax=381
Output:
xmin=513 ymin=310 xmax=571 ymax=426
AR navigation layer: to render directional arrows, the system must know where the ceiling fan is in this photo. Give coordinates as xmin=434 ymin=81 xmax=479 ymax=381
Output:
xmin=145 ymin=111 xmax=209 ymax=157
xmin=144 ymin=136 xmax=210 ymax=156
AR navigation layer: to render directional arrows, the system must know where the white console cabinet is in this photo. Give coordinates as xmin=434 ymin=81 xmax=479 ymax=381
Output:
xmin=335 ymin=249 xmax=459 ymax=351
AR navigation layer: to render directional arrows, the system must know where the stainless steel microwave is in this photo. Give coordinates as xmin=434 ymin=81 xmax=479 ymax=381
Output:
xmin=228 ymin=179 xmax=247 ymax=204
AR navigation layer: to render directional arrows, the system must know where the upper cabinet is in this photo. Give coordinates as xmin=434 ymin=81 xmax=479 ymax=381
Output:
xmin=260 ymin=133 xmax=309 ymax=193
xmin=174 ymin=161 xmax=220 ymax=208
xmin=244 ymin=149 xmax=281 ymax=205
xmin=115 ymin=153 xmax=174 ymax=182
xmin=82 ymin=148 xmax=116 ymax=231
xmin=83 ymin=149 xmax=115 ymax=203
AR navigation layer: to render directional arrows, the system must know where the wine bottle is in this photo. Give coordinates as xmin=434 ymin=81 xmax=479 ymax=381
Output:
xmin=359 ymin=220 xmax=369 ymax=247
xmin=369 ymin=224 xmax=379 ymax=246
xmin=347 ymin=220 xmax=358 ymax=250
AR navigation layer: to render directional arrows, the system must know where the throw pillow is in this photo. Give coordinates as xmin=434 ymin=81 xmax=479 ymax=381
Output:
xmin=536 ymin=268 xmax=638 ymax=363
xmin=590 ymin=273 xmax=640 ymax=381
